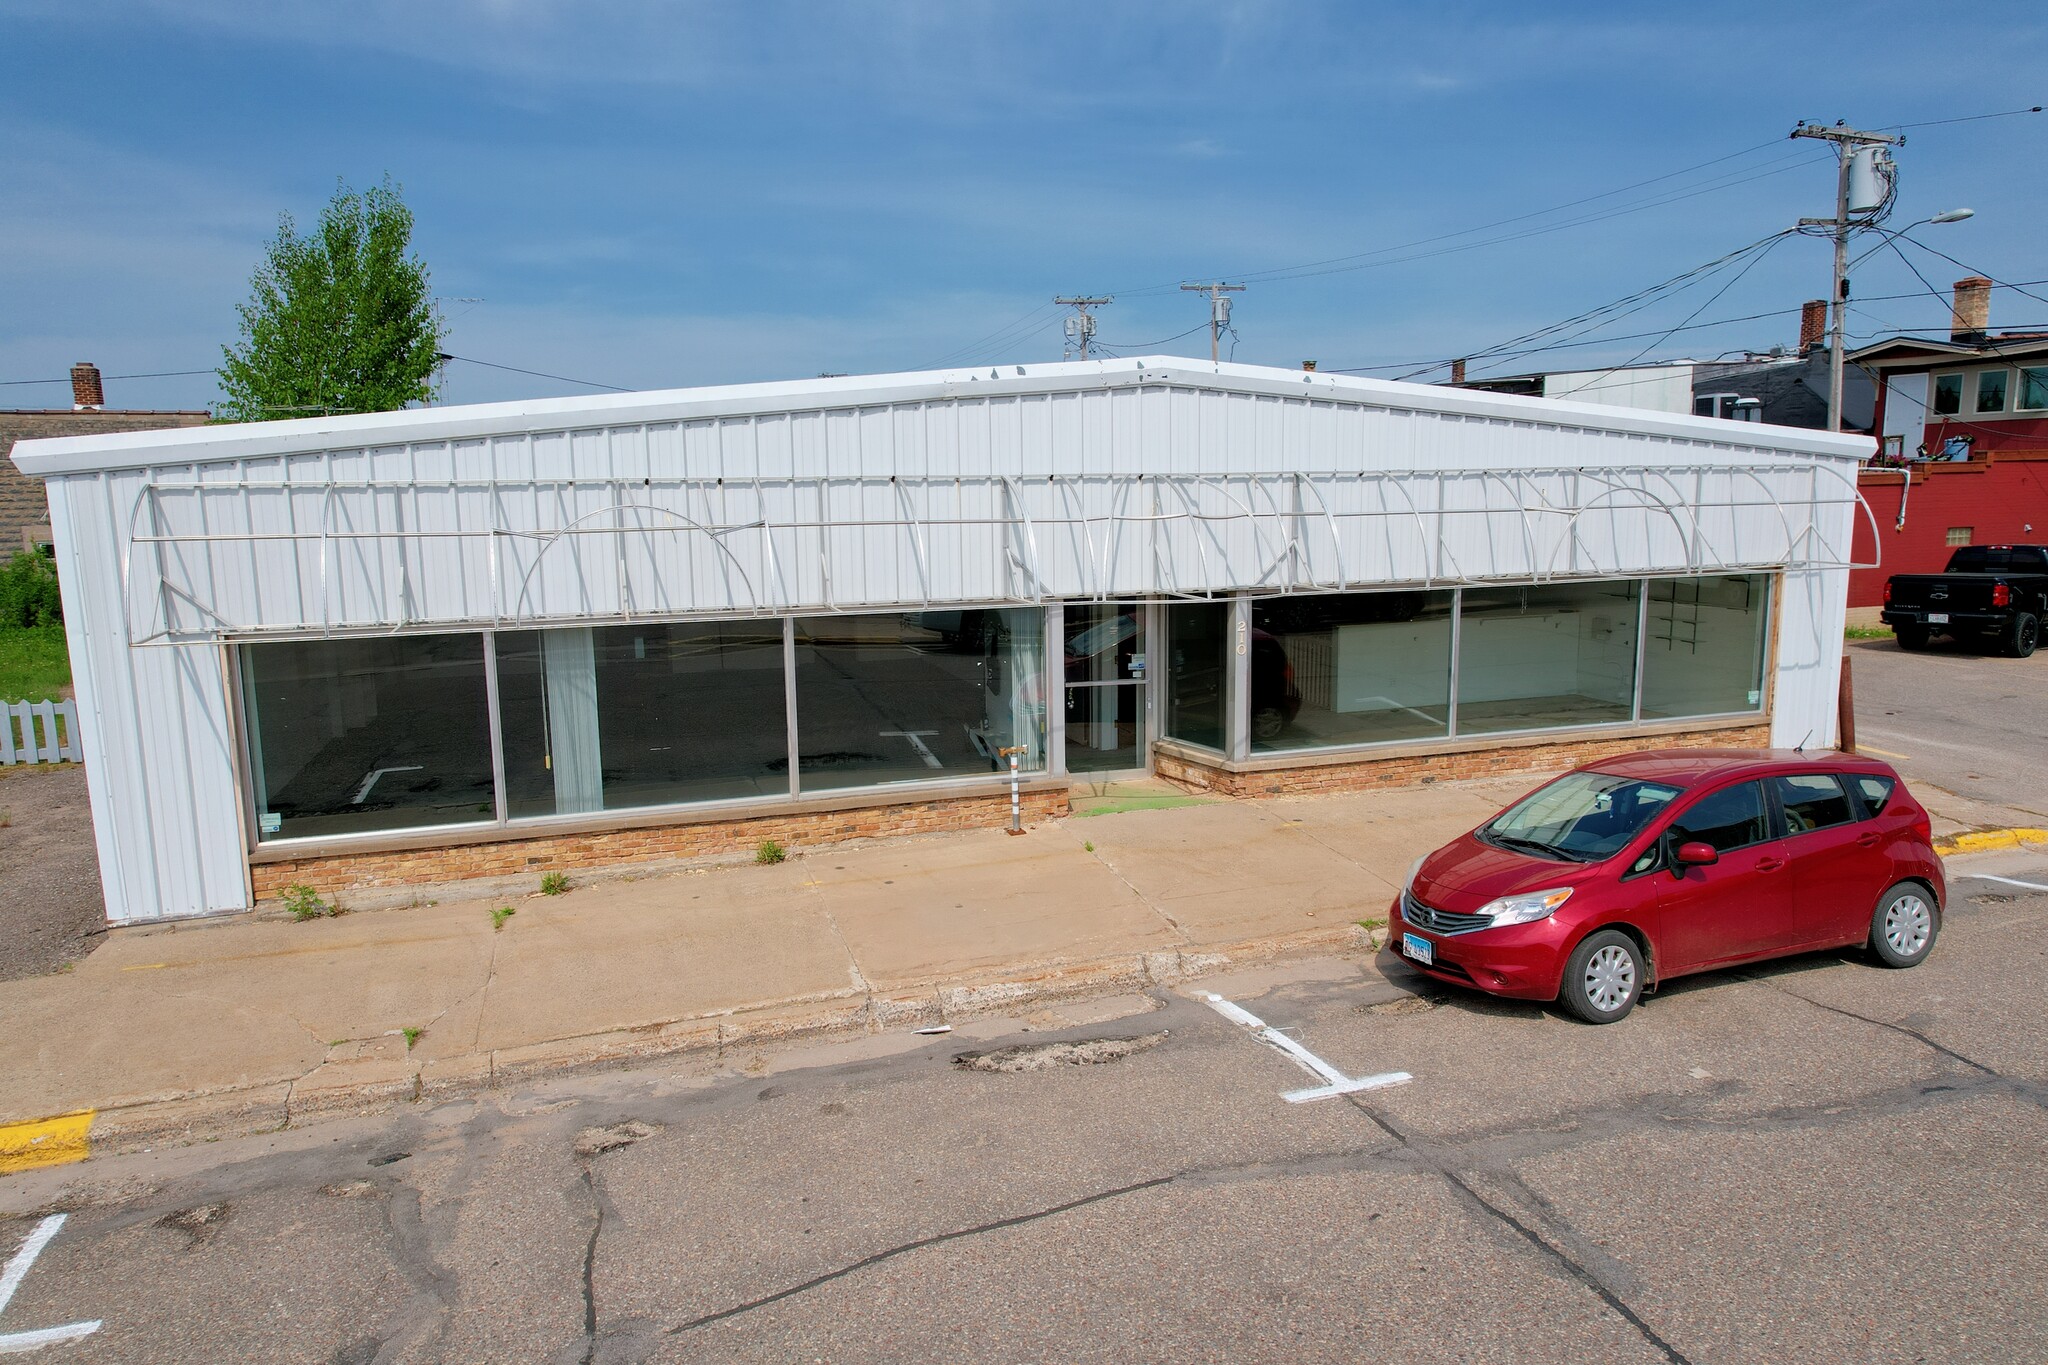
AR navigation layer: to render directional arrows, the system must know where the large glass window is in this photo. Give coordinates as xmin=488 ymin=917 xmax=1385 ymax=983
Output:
xmin=1639 ymin=574 xmax=1768 ymax=720
xmin=1975 ymin=368 xmax=2009 ymax=413
xmin=1250 ymin=591 xmax=1453 ymax=752
xmin=1162 ymin=603 xmax=1229 ymax=751
xmin=2020 ymin=366 xmax=2048 ymax=412
xmin=496 ymin=621 xmax=789 ymax=819
xmin=1932 ymin=373 xmax=1962 ymax=414
xmin=242 ymin=635 xmax=495 ymax=841
xmin=792 ymin=609 xmax=1044 ymax=792
xmin=1455 ymin=582 xmax=1640 ymax=735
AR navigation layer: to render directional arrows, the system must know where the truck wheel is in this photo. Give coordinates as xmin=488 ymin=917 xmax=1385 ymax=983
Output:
xmin=1895 ymin=624 xmax=1930 ymax=651
xmin=2005 ymin=612 xmax=2040 ymax=659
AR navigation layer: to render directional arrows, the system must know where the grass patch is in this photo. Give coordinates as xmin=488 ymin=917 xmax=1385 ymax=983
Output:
xmin=1355 ymin=916 xmax=1387 ymax=931
xmin=538 ymin=870 xmax=568 ymax=896
xmin=401 ymin=1026 xmax=422 ymax=1051
xmin=491 ymin=906 xmax=516 ymax=931
xmin=1072 ymin=795 xmax=1212 ymax=818
xmin=1845 ymin=625 xmax=1894 ymax=640
xmin=0 ymin=626 xmax=70 ymax=704
xmin=755 ymin=838 xmax=786 ymax=865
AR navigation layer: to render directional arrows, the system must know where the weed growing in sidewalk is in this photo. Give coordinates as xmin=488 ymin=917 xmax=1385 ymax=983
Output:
xmin=539 ymin=871 xmax=568 ymax=896
xmin=491 ymin=906 xmax=516 ymax=931
xmin=401 ymin=1026 xmax=422 ymax=1051
xmin=1083 ymin=840 xmax=1095 ymax=853
xmin=1354 ymin=916 xmax=1386 ymax=931
xmin=755 ymin=838 xmax=786 ymax=865
xmin=281 ymin=883 xmax=341 ymax=921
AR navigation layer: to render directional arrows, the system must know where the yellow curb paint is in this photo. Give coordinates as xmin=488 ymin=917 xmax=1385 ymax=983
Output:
xmin=1857 ymin=744 xmax=1913 ymax=761
xmin=119 ymin=963 xmax=169 ymax=971
xmin=1933 ymin=828 xmax=2048 ymax=857
xmin=0 ymin=1110 xmax=94 ymax=1174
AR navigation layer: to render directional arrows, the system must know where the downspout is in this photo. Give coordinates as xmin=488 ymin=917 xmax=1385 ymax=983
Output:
xmin=1894 ymin=462 xmax=1911 ymax=532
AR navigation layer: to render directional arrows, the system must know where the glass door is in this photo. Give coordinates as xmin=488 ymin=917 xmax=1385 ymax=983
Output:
xmin=1063 ymin=602 xmax=1149 ymax=774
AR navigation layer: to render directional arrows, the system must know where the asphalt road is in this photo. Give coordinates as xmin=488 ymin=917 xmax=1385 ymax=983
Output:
xmin=4 ymin=859 xmax=2044 ymax=1364
xmin=1846 ymin=634 xmax=2048 ymax=824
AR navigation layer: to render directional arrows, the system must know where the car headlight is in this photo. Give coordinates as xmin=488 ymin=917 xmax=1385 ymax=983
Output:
xmin=1403 ymin=856 xmax=1425 ymax=893
xmin=1477 ymin=886 xmax=1573 ymax=928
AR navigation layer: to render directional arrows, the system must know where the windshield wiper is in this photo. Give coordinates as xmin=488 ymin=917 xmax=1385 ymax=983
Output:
xmin=1486 ymin=833 xmax=1566 ymax=859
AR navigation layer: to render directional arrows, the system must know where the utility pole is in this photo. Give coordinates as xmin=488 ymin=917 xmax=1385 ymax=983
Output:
xmin=1791 ymin=121 xmax=1902 ymax=431
xmin=1054 ymin=296 xmax=1112 ymax=360
xmin=1180 ymin=282 xmax=1245 ymax=363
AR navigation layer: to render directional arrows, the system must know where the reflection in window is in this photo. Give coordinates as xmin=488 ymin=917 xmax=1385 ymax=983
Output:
xmin=1775 ymin=774 xmax=1855 ymax=833
xmin=1852 ymin=774 xmax=1895 ymax=816
xmin=793 ymin=610 xmax=1044 ymax=792
xmin=496 ymin=621 xmax=789 ymax=819
xmin=2020 ymin=366 xmax=2048 ymax=412
xmin=1640 ymin=575 xmax=1768 ymax=719
xmin=242 ymin=635 xmax=495 ymax=841
xmin=1932 ymin=374 xmax=1962 ymax=414
xmin=1670 ymin=782 xmax=1768 ymax=853
xmin=1455 ymin=582 xmax=1641 ymax=736
xmin=1163 ymin=603 xmax=1229 ymax=751
xmin=1064 ymin=603 xmax=1146 ymax=773
xmin=1249 ymin=591 xmax=1453 ymax=752
xmin=1976 ymin=369 xmax=2009 ymax=413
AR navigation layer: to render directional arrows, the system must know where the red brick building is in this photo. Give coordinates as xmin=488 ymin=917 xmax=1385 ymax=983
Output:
xmin=0 ymin=363 xmax=209 ymax=555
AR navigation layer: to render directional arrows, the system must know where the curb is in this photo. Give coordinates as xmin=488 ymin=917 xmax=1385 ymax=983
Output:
xmin=13 ymin=923 xmax=1388 ymax=1166
xmin=1933 ymin=827 xmax=2048 ymax=857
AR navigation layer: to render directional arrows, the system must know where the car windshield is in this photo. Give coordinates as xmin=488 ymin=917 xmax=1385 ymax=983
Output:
xmin=1481 ymin=771 xmax=1684 ymax=862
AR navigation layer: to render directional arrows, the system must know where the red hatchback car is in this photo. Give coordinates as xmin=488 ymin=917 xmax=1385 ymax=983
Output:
xmin=1390 ymin=750 xmax=1945 ymax=1023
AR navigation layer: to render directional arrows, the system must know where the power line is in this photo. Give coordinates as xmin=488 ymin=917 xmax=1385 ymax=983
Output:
xmin=439 ymin=353 xmax=631 ymax=392
xmin=1881 ymin=105 xmax=2043 ymax=131
xmin=0 ymin=367 xmax=218 ymax=388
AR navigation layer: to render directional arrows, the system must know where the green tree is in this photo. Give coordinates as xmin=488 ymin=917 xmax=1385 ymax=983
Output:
xmin=217 ymin=178 xmax=445 ymax=422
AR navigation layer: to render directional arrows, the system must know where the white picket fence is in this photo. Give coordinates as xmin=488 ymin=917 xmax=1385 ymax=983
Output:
xmin=1 ymin=699 xmax=79 ymax=765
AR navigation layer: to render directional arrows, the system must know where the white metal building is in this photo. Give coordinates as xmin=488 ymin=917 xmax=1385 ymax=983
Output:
xmin=10 ymin=357 xmax=1870 ymax=925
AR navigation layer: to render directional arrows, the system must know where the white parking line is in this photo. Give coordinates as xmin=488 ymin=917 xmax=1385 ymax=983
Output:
xmin=0 ymin=1215 xmax=100 ymax=1354
xmin=1964 ymin=872 xmax=2048 ymax=893
xmin=1201 ymin=994 xmax=1412 ymax=1103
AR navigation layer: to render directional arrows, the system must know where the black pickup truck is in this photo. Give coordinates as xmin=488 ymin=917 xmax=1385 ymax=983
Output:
xmin=1882 ymin=544 xmax=2048 ymax=657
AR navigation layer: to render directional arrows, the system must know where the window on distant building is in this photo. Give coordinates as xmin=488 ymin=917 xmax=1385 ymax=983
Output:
xmin=1946 ymin=526 xmax=1973 ymax=547
xmin=1931 ymin=373 xmax=1962 ymax=414
xmin=2019 ymin=365 xmax=2048 ymax=411
xmin=1975 ymin=368 xmax=2009 ymax=413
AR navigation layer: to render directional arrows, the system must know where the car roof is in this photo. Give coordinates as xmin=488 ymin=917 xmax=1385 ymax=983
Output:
xmin=1578 ymin=748 xmax=1896 ymax=790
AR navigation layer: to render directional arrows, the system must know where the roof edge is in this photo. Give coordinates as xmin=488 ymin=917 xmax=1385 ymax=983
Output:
xmin=10 ymin=355 xmax=1871 ymax=478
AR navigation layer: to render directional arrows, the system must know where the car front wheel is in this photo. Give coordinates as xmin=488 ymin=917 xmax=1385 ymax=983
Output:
xmin=1870 ymin=883 xmax=1939 ymax=967
xmin=1559 ymin=929 xmax=1644 ymax=1024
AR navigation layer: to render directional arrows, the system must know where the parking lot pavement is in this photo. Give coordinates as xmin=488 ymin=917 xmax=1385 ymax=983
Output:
xmin=1847 ymin=636 xmax=2048 ymax=826
xmin=2 ymin=868 xmax=2041 ymax=1363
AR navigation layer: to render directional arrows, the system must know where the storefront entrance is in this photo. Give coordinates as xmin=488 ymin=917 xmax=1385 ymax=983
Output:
xmin=1062 ymin=601 xmax=1151 ymax=776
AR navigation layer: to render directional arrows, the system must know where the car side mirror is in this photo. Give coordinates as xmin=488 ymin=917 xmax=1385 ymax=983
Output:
xmin=1676 ymin=841 xmax=1719 ymax=868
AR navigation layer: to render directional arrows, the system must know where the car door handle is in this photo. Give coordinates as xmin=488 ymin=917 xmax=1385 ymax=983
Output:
xmin=1856 ymin=831 xmax=1881 ymax=848
xmin=1756 ymin=857 xmax=1787 ymax=873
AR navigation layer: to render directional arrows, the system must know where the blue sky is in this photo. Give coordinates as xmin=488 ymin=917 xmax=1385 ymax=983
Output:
xmin=4 ymin=1 xmax=2044 ymax=411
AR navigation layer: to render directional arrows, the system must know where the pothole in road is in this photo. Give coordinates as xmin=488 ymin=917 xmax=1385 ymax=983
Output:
xmin=1362 ymin=993 xmax=1446 ymax=1015
xmin=574 ymin=1119 xmax=660 ymax=1157
xmin=157 ymin=1202 xmax=230 ymax=1245
xmin=953 ymin=1032 xmax=1167 ymax=1073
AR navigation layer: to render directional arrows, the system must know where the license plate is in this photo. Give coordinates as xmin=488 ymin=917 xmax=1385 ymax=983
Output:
xmin=1403 ymin=932 xmax=1434 ymax=966
xmin=1927 ymin=613 xmax=1948 ymax=624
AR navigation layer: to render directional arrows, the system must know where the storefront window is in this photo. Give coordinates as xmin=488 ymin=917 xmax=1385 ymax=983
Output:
xmin=1639 ymin=575 xmax=1768 ymax=720
xmin=1249 ymin=591 xmax=1454 ymax=752
xmin=1063 ymin=603 xmax=1147 ymax=773
xmin=496 ymin=621 xmax=789 ymax=818
xmin=1455 ymin=581 xmax=1641 ymax=735
xmin=1162 ymin=603 xmax=1229 ymax=751
xmin=241 ymin=634 xmax=495 ymax=841
xmin=792 ymin=609 xmax=1044 ymax=792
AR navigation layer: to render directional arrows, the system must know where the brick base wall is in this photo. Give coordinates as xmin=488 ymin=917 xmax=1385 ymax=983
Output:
xmin=1155 ymin=723 xmax=1774 ymax=799
xmin=251 ymin=788 xmax=1071 ymax=899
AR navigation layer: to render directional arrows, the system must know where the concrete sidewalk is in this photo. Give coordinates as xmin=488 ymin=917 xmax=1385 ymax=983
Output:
xmin=0 ymin=773 xmax=1548 ymax=1156
xmin=0 ymin=761 xmax=2023 ymax=1162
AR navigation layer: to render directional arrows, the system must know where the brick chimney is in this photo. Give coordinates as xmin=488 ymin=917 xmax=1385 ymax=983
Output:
xmin=1450 ymin=358 xmax=1467 ymax=384
xmin=1798 ymin=300 xmax=1828 ymax=355
xmin=1950 ymin=277 xmax=1993 ymax=345
xmin=70 ymin=362 xmax=104 ymax=411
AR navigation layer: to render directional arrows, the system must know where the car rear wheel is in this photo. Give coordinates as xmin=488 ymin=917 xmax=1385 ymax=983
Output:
xmin=1870 ymin=884 xmax=1938 ymax=968
xmin=1559 ymin=929 xmax=1644 ymax=1024
xmin=2005 ymin=611 xmax=2039 ymax=659
xmin=1894 ymin=624 xmax=1930 ymax=651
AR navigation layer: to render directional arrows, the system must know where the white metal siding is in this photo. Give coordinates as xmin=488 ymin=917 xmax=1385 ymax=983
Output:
xmin=15 ymin=359 xmax=1869 ymax=924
